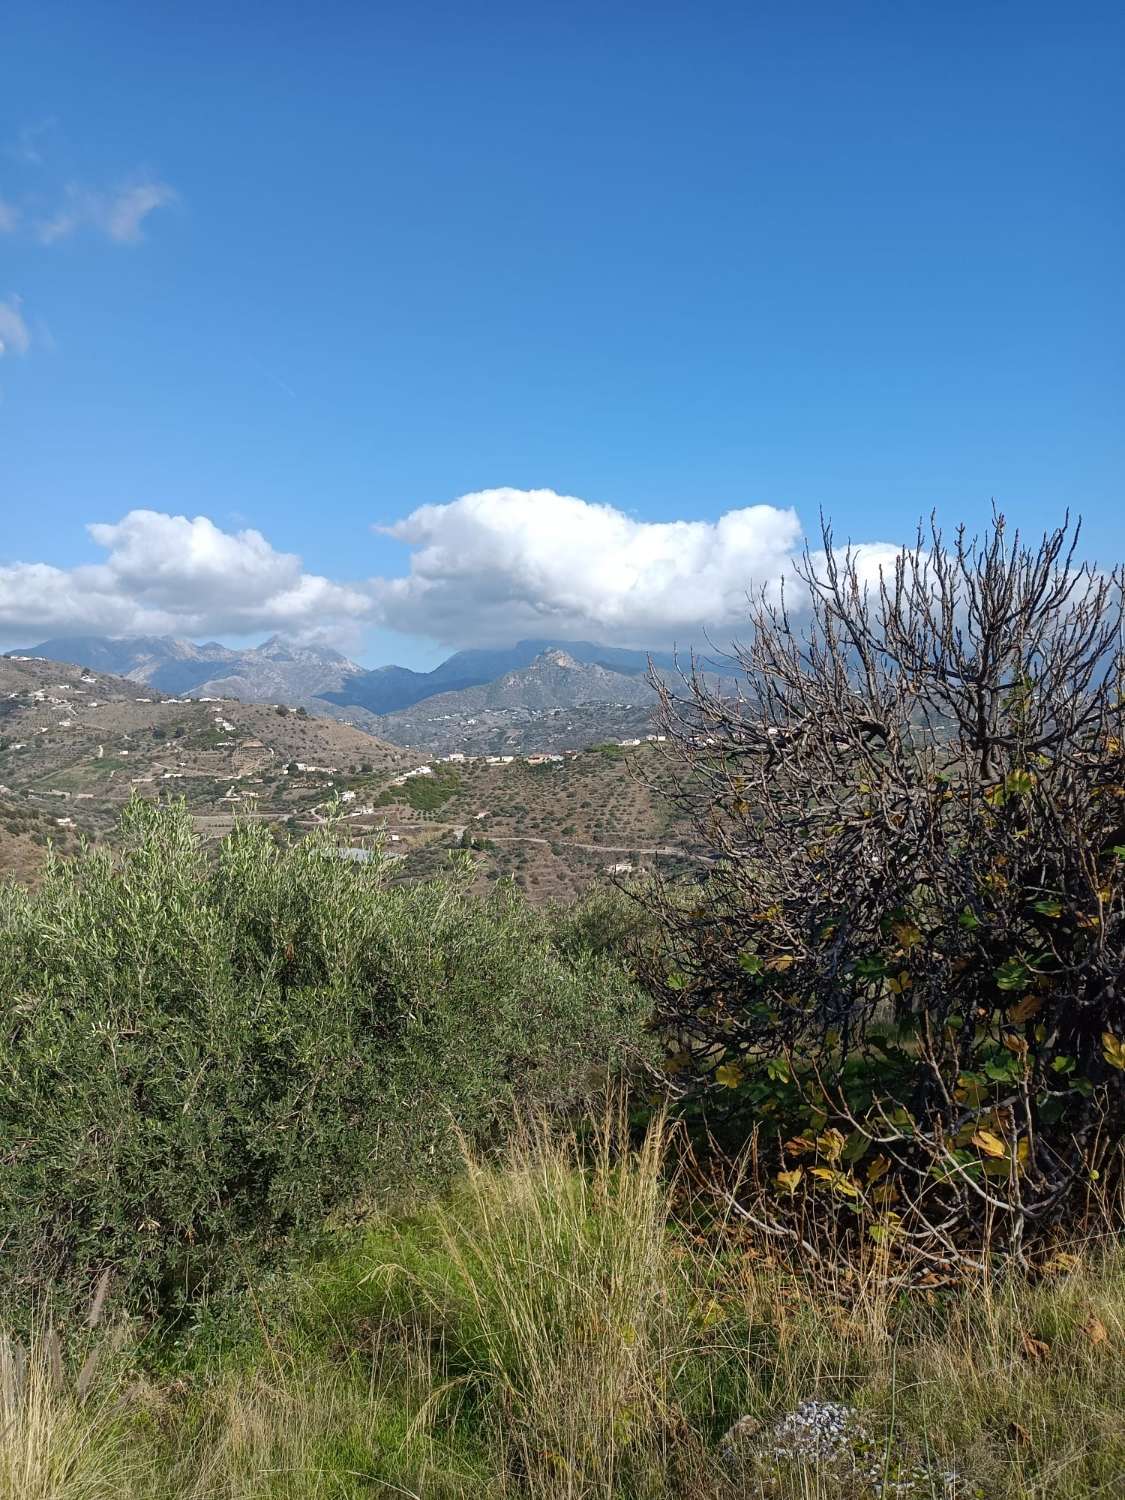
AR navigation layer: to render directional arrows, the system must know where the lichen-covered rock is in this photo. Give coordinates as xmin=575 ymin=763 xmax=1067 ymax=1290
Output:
xmin=719 ymin=1398 xmax=969 ymax=1498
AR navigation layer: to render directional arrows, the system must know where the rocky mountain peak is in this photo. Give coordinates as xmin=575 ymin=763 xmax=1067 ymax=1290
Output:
xmin=533 ymin=648 xmax=581 ymax=670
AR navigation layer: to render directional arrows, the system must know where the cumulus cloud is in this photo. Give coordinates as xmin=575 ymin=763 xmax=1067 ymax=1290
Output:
xmin=0 ymin=492 xmax=901 ymax=652
xmin=0 ymin=297 xmax=31 ymax=357
xmin=375 ymin=487 xmax=882 ymax=647
xmin=38 ymin=177 xmax=177 ymax=245
xmin=0 ymin=510 xmax=375 ymax=643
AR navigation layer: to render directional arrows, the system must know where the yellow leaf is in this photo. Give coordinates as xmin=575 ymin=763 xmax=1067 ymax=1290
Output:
xmin=1002 ymin=1032 xmax=1029 ymax=1057
xmin=1008 ymin=993 xmax=1043 ymax=1023
xmin=783 ymin=1134 xmax=815 ymax=1156
xmin=865 ymin=1154 xmax=891 ymax=1183
xmin=891 ymin=920 xmax=922 ymax=950
xmin=1082 ymin=1314 xmax=1109 ymax=1347
xmin=1102 ymin=1032 xmax=1125 ymax=1070
xmin=766 ymin=954 xmax=795 ymax=972
xmin=775 ymin=1169 xmax=804 ymax=1195
xmin=1040 ymin=1250 xmax=1080 ymax=1274
xmin=886 ymin=970 xmax=913 ymax=993
xmin=715 ymin=1062 xmax=744 ymax=1088
xmin=816 ymin=1127 xmax=847 ymax=1164
xmin=972 ymin=1129 xmax=1008 ymax=1159
xmin=699 ymin=1299 xmax=726 ymax=1330
xmin=868 ymin=1211 xmax=903 ymax=1247
xmin=810 ymin=1166 xmax=860 ymax=1198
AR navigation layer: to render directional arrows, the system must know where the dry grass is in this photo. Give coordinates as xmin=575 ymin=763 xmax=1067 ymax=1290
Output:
xmin=2 ymin=1115 xmax=1122 ymax=1498
xmin=0 ymin=1316 xmax=134 ymax=1500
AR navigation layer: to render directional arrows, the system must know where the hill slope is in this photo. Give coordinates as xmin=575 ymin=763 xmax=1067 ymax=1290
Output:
xmin=0 ymin=652 xmax=415 ymax=878
xmin=368 ymin=650 xmax=662 ymax=753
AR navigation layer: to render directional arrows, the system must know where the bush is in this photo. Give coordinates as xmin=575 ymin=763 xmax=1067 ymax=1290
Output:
xmin=0 ymin=801 xmax=648 ymax=1315
xmin=645 ymin=515 xmax=1125 ymax=1262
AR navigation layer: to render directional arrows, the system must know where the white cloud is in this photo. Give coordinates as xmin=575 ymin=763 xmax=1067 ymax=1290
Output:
xmin=0 ymin=297 xmax=31 ymax=357
xmin=0 ymin=198 xmax=19 ymax=234
xmin=38 ymin=177 xmax=177 ymax=245
xmin=0 ymin=511 xmax=375 ymax=643
xmin=375 ymin=487 xmax=867 ymax=647
xmin=100 ymin=180 xmax=178 ymax=244
xmin=0 ymin=493 xmax=900 ymax=652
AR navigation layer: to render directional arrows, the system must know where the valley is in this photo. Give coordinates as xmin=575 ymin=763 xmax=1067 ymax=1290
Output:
xmin=0 ymin=646 xmax=704 ymax=900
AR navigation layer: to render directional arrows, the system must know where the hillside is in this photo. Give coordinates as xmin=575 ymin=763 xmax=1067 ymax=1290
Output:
xmin=0 ymin=652 xmax=416 ymax=879
xmin=323 ymin=638 xmax=679 ymax=714
xmin=346 ymin=742 xmax=704 ymax=903
xmin=0 ymin=651 xmax=706 ymax=900
xmin=411 ymin=648 xmax=653 ymax=711
xmin=373 ymin=700 xmax=664 ymax=756
xmin=371 ymin=649 xmax=663 ymax=753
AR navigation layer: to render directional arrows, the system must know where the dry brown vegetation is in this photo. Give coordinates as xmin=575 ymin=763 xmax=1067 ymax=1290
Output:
xmin=2 ymin=1116 xmax=1121 ymax=1500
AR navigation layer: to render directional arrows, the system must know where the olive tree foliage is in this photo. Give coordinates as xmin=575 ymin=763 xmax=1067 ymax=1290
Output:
xmin=0 ymin=800 xmax=648 ymax=1314
xmin=643 ymin=514 xmax=1125 ymax=1264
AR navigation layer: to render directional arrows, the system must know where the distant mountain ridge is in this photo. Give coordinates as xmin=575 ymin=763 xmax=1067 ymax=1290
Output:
xmin=22 ymin=634 xmax=684 ymax=716
xmin=22 ymin=634 xmax=362 ymax=703
xmin=389 ymin=648 xmax=656 ymax=716
xmin=322 ymin=638 xmax=680 ymax=714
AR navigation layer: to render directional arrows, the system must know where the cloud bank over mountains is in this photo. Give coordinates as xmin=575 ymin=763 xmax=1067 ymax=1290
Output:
xmin=0 ymin=489 xmax=899 ymax=651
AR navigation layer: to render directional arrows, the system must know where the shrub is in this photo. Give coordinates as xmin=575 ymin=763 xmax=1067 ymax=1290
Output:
xmin=0 ymin=801 xmax=647 ymax=1314
xmin=644 ymin=515 xmax=1125 ymax=1262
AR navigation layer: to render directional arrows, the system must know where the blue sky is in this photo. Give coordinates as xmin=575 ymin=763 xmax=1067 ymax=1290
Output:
xmin=2 ymin=0 xmax=1121 ymax=667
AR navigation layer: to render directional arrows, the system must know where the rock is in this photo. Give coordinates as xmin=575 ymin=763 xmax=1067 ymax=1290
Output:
xmin=719 ymin=1398 xmax=969 ymax=1498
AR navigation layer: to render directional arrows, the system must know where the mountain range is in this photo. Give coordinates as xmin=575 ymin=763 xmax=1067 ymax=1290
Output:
xmin=389 ymin=648 xmax=654 ymax=715
xmin=21 ymin=634 xmax=683 ymax=717
xmin=17 ymin=634 xmax=362 ymax=702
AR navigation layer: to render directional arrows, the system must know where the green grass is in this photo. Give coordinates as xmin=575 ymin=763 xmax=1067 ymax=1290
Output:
xmin=5 ymin=1114 xmax=1121 ymax=1499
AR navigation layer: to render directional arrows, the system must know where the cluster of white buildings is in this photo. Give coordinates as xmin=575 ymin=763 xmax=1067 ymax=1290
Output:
xmin=386 ymin=764 xmax=435 ymax=786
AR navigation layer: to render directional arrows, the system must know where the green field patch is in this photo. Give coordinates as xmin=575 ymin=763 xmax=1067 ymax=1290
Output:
xmin=375 ymin=772 xmax=461 ymax=813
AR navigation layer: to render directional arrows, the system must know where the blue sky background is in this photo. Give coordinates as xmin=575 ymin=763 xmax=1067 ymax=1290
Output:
xmin=2 ymin=0 xmax=1122 ymax=667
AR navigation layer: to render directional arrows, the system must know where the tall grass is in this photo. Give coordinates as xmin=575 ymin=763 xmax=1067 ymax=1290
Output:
xmin=0 ymin=1321 xmax=133 ymax=1500
xmin=0 ymin=1114 xmax=1120 ymax=1498
xmin=368 ymin=1113 xmax=683 ymax=1498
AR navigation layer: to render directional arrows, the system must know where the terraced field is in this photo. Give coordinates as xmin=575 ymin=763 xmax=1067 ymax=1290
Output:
xmin=1 ymin=654 xmax=701 ymax=901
